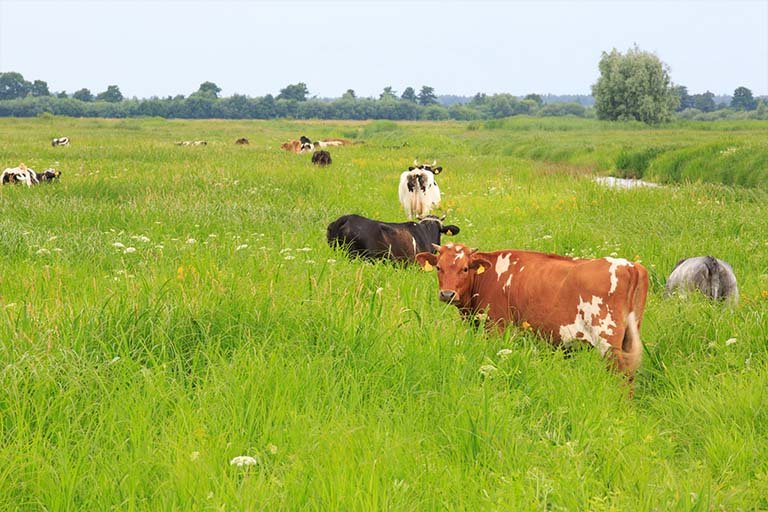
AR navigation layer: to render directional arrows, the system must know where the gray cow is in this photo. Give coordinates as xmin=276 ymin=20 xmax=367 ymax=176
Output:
xmin=665 ymin=256 xmax=739 ymax=304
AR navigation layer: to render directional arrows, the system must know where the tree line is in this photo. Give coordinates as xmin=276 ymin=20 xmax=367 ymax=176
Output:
xmin=0 ymin=61 xmax=765 ymax=123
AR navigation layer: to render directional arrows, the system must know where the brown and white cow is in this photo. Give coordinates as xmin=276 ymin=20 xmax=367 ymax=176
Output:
xmin=416 ymin=243 xmax=649 ymax=384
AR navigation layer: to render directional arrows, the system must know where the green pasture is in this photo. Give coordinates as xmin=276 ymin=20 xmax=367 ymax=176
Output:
xmin=1 ymin=117 xmax=767 ymax=510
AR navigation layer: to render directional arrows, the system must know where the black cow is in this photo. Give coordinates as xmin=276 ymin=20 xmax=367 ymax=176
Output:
xmin=37 ymin=169 xmax=61 ymax=182
xmin=235 ymin=138 xmax=249 ymax=145
xmin=327 ymin=214 xmax=460 ymax=263
xmin=312 ymin=150 xmax=332 ymax=166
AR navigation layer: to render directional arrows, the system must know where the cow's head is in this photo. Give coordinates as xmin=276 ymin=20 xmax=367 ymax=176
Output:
xmin=408 ymin=159 xmax=443 ymax=175
xmin=416 ymin=243 xmax=490 ymax=305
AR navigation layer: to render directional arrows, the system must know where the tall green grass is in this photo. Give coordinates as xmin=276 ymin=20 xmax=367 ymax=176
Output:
xmin=0 ymin=117 xmax=767 ymax=510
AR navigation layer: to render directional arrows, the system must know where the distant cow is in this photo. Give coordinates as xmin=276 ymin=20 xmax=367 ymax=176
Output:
xmin=51 ymin=137 xmax=69 ymax=147
xmin=2 ymin=163 xmax=38 ymax=186
xmin=175 ymin=140 xmax=207 ymax=146
xmin=36 ymin=169 xmax=62 ymax=182
xmin=315 ymin=138 xmax=353 ymax=148
xmin=399 ymin=159 xmax=443 ymax=220
xmin=327 ymin=214 xmax=460 ymax=263
xmin=665 ymin=256 xmax=739 ymax=304
xmin=416 ymin=244 xmax=649 ymax=387
xmin=281 ymin=139 xmax=313 ymax=154
xmin=235 ymin=138 xmax=249 ymax=145
xmin=312 ymin=150 xmax=332 ymax=166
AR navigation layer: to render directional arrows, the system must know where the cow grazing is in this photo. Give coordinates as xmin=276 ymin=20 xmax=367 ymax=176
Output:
xmin=37 ymin=169 xmax=61 ymax=182
xmin=312 ymin=150 xmax=332 ymax=166
xmin=416 ymin=244 xmax=649 ymax=386
xmin=2 ymin=163 xmax=38 ymax=186
xmin=51 ymin=137 xmax=70 ymax=147
xmin=665 ymin=256 xmax=739 ymax=304
xmin=399 ymin=159 xmax=443 ymax=220
xmin=327 ymin=214 xmax=460 ymax=263
xmin=235 ymin=138 xmax=249 ymax=145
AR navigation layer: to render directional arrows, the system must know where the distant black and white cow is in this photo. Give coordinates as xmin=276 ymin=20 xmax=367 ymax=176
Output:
xmin=327 ymin=214 xmax=459 ymax=263
xmin=312 ymin=150 xmax=332 ymax=166
xmin=51 ymin=137 xmax=70 ymax=147
xmin=299 ymin=135 xmax=314 ymax=153
xmin=398 ymin=159 xmax=443 ymax=220
xmin=665 ymin=256 xmax=739 ymax=304
xmin=36 ymin=169 xmax=62 ymax=182
xmin=2 ymin=163 xmax=38 ymax=186
xmin=2 ymin=164 xmax=61 ymax=186
xmin=176 ymin=140 xmax=208 ymax=146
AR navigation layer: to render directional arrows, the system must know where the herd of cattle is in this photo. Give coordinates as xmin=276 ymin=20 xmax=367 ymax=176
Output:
xmin=323 ymin=155 xmax=739 ymax=394
xmin=4 ymin=132 xmax=740 ymax=395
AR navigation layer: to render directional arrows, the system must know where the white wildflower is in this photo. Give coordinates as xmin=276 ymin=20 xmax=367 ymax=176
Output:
xmin=190 ymin=451 xmax=200 ymax=461
xmin=52 ymin=248 xmax=63 ymax=253
xmin=725 ymin=338 xmax=737 ymax=346
xmin=296 ymin=247 xmax=312 ymax=252
xmin=208 ymin=233 xmax=217 ymax=238
xmin=112 ymin=242 xmax=125 ymax=249
xmin=107 ymin=356 xmax=120 ymax=365
xmin=36 ymin=248 xmax=50 ymax=255
xmin=279 ymin=248 xmax=292 ymax=254
xmin=284 ymin=255 xmax=295 ymax=260
xmin=496 ymin=348 xmax=514 ymax=359
xmin=133 ymin=235 xmax=150 ymax=243
xmin=47 ymin=235 xmax=58 ymax=242
xmin=186 ymin=238 xmax=196 ymax=244
xmin=541 ymin=235 xmax=552 ymax=240
xmin=479 ymin=364 xmax=497 ymax=377
xmin=305 ymin=259 xmax=316 ymax=264
xmin=376 ymin=287 xmax=384 ymax=295
xmin=267 ymin=444 xmax=278 ymax=455
xmin=327 ymin=259 xmax=336 ymax=264
xmin=124 ymin=247 xmax=136 ymax=254
xmin=230 ymin=455 xmax=258 ymax=467
xmin=155 ymin=244 xmax=164 ymax=250
xmin=235 ymin=244 xmax=248 ymax=251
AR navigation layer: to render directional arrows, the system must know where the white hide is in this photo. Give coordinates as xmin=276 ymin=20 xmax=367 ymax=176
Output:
xmin=398 ymin=169 xmax=441 ymax=220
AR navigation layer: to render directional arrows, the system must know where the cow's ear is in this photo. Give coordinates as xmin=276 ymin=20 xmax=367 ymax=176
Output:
xmin=416 ymin=252 xmax=438 ymax=271
xmin=470 ymin=257 xmax=491 ymax=275
xmin=408 ymin=166 xmax=415 ymax=171
xmin=433 ymin=166 xmax=443 ymax=175
xmin=441 ymin=224 xmax=460 ymax=236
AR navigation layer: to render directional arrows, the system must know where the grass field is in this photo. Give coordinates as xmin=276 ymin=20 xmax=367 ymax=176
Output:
xmin=1 ymin=116 xmax=767 ymax=510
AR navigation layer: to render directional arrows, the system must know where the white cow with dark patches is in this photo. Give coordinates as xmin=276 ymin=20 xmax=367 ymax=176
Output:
xmin=665 ymin=256 xmax=739 ymax=304
xmin=398 ymin=159 xmax=443 ymax=220
xmin=51 ymin=137 xmax=70 ymax=147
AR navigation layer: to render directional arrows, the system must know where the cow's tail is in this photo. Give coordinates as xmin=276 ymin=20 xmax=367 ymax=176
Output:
xmin=621 ymin=264 xmax=648 ymax=380
xmin=703 ymin=256 xmax=721 ymax=300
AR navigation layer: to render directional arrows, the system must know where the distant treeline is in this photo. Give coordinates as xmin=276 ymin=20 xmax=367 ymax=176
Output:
xmin=0 ymin=72 xmax=765 ymax=122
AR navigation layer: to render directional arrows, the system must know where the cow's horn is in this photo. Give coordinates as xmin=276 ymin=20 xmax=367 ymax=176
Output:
xmin=432 ymin=160 xmax=437 ymax=166
xmin=439 ymin=214 xmax=446 ymax=221
xmin=431 ymin=243 xmax=441 ymax=251
xmin=469 ymin=247 xmax=479 ymax=254
xmin=413 ymin=159 xmax=419 ymax=166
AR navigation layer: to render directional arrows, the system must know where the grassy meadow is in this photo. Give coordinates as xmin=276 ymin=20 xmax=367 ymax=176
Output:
xmin=1 ymin=116 xmax=767 ymax=510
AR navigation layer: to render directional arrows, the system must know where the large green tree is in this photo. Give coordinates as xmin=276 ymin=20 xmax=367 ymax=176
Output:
xmin=30 ymin=80 xmax=50 ymax=97
xmin=380 ymin=86 xmax=397 ymax=101
xmin=672 ymin=85 xmax=695 ymax=111
xmin=417 ymin=86 xmax=438 ymax=106
xmin=277 ymin=82 xmax=309 ymax=102
xmin=692 ymin=91 xmax=716 ymax=112
xmin=401 ymin=87 xmax=417 ymax=103
xmin=193 ymin=81 xmax=222 ymax=99
xmin=73 ymin=88 xmax=94 ymax=102
xmin=0 ymin=72 xmax=31 ymax=100
xmin=731 ymin=86 xmax=757 ymax=111
xmin=591 ymin=46 xmax=678 ymax=124
xmin=96 ymin=85 xmax=124 ymax=102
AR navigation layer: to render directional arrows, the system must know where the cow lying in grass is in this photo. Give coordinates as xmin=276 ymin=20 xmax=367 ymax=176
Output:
xmin=327 ymin=214 xmax=460 ymax=263
xmin=51 ymin=137 xmax=70 ymax=147
xmin=665 ymin=256 xmax=739 ymax=304
xmin=417 ymin=244 xmax=649 ymax=391
xmin=312 ymin=150 xmax=332 ymax=166
xmin=2 ymin=164 xmax=61 ymax=186
xmin=399 ymin=160 xmax=443 ymax=220
xmin=175 ymin=140 xmax=208 ymax=146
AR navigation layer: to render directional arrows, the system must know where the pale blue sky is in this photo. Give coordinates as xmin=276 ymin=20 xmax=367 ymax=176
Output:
xmin=1 ymin=0 xmax=766 ymax=99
